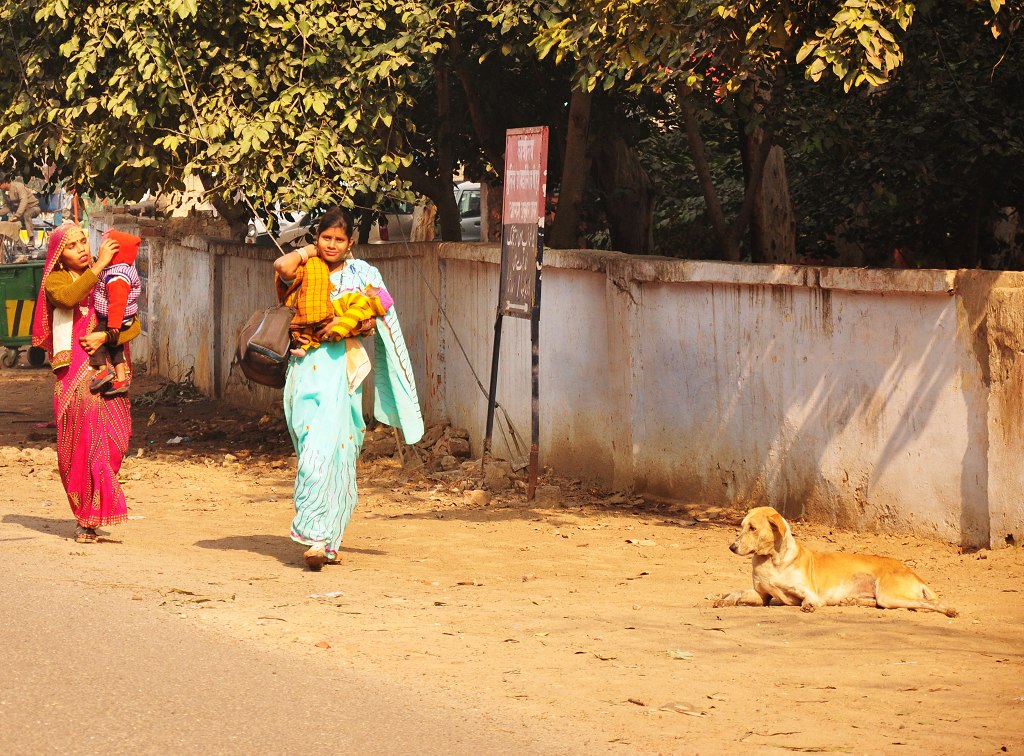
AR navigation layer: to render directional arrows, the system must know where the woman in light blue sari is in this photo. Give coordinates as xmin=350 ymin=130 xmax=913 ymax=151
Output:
xmin=274 ymin=207 xmax=423 ymax=570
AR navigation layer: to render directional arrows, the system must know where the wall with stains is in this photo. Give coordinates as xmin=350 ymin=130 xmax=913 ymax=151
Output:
xmin=367 ymin=243 xmax=1024 ymax=549
xmin=91 ymin=212 xmax=1024 ymax=548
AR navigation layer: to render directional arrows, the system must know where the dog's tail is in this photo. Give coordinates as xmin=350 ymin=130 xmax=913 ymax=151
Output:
xmin=921 ymin=584 xmax=959 ymax=617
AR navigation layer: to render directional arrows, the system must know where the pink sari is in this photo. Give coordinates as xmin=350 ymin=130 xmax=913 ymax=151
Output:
xmin=31 ymin=224 xmax=132 ymax=529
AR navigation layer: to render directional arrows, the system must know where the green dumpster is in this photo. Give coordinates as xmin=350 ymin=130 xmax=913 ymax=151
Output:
xmin=0 ymin=260 xmax=47 ymax=367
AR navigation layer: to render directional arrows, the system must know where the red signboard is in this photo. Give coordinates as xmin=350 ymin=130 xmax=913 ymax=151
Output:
xmin=499 ymin=127 xmax=548 ymax=318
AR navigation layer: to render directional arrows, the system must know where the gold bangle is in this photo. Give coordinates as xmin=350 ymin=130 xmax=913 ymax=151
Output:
xmin=297 ymin=248 xmax=308 ymax=264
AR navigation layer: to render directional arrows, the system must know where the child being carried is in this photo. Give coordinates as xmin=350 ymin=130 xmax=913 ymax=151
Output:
xmin=279 ymin=250 xmax=392 ymax=359
xmin=89 ymin=229 xmax=142 ymax=397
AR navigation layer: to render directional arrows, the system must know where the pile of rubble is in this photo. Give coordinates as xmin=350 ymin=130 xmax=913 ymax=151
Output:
xmin=361 ymin=421 xmax=526 ymax=498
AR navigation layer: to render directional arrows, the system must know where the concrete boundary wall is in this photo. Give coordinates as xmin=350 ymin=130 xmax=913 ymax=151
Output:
xmin=90 ymin=211 xmax=1024 ymax=549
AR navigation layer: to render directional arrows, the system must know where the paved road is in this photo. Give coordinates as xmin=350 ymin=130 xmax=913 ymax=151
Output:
xmin=0 ymin=551 xmax=560 ymax=756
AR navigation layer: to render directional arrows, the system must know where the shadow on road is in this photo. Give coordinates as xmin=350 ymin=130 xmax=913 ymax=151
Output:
xmin=194 ymin=534 xmax=387 ymax=568
xmin=2 ymin=513 xmax=126 ymax=544
xmin=3 ymin=513 xmax=72 ymax=539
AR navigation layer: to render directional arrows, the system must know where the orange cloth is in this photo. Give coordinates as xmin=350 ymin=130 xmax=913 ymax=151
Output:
xmin=279 ymin=258 xmax=389 ymax=352
xmin=280 ymin=257 xmax=333 ymax=326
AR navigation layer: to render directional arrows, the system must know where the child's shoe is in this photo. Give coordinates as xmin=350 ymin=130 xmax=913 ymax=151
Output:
xmin=103 ymin=379 xmax=130 ymax=397
xmin=89 ymin=367 xmax=115 ymax=393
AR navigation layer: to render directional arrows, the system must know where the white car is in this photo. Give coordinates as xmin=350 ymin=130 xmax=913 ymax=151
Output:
xmin=246 ymin=210 xmax=313 ymax=248
xmin=455 ymin=181 xmax=481 ymax=241
xmin=367 ymin=201 xmax=416 ymax=243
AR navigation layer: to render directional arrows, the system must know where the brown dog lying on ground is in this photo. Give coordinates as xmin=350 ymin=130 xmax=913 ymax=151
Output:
xmin=713 ymin=506 xmax=957 ymax=617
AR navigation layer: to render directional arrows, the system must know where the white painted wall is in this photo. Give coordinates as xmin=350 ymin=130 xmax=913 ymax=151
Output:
xmin=89 ymin=212 xmax=1024 ymax=548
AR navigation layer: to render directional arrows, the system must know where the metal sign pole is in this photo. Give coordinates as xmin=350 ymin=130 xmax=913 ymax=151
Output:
xmin=482 ymin=314 xmax=502 ymax=460
xmin=527 ymin=226 xmax=544 ymax=499
xmin=485 ymin=126 xmax=548 ymax=497
xmin=482 ymin=290 xmax=507 ymax=460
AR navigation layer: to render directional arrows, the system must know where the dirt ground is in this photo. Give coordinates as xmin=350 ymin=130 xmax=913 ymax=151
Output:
xmin=2 ymin=364 xmax=1023 ymax=755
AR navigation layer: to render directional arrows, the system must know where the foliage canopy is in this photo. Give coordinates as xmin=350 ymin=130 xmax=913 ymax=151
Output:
xmin=1 ymin=0 xmax=1021 ymax=264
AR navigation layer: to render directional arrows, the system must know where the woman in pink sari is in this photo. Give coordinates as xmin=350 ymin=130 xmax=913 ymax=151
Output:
xmin=31 ymin=224 xmax=140 ymax=543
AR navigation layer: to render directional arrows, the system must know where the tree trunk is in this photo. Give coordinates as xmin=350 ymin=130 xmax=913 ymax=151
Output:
xmin=398 ymin=165 xmax=459 ymax=242
xmin=592 ymin=136 xmax=655 ymax=254
xmin=548 ymin=89 xmax=592 ymax=249
xmin=679 ymin=92 xmax=739 ymax=261
xmin=482 ymin=181 xmax=502 ymax=242
xmin=450 ymin=34 xmax=505 ymax=178
xmin=433 ymin=188 xmax=462 ymax=241
xmin=742 ymin=126 xmax=796 ymax=264
xmin=432 ymin=56 xmax=461 ymax=241
xmin=199 ymin=174 xmax=248 ymax=240
xmin=410 ymin=203 xmax=436 ymax=242
xmin=356 ymin=209 xmax=374 ymax=246
xmin=397 ymin=58 xmax=461 ymax=241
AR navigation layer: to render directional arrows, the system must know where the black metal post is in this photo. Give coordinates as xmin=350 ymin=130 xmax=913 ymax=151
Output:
xmin=527 ymin=227 xmax=544 ymax=500
xmin=482 ymin=311 xmax=503 ymax=461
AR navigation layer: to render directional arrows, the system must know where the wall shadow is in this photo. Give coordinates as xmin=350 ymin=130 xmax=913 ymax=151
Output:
xmin=642 ymin=274 xmax=992 ymax=543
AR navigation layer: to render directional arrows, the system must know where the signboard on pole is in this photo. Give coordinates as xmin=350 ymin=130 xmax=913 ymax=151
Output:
xmin=499 ymin=128 xmax=548 ymax=318
xmin=483 ymin=126 xmax=549 ymax=498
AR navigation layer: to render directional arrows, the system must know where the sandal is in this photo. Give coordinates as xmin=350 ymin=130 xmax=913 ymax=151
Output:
xmin=303 ymin=546 xmax=328 ymax=571
xmin=102 ymin=379 xmax=130 ymax=397
xmin=74 ymin=526 xmax=98 ymax=543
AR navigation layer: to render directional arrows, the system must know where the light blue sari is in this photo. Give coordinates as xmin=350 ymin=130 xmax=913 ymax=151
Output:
xmin=284 ymin=259 xmax=423 ymax=559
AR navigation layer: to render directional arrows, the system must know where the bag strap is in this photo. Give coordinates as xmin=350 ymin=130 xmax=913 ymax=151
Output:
xmin=275 ymin=269 xmax=305 ymax=306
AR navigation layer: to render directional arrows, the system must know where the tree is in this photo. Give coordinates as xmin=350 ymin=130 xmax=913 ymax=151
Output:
xmin=0 ymin=0 xmax=452 ymax=236
xmin=785 ymin=2 xmax=1024 ymax=267
xmin=527 ymin=0 xmax=1022 ymax=263
xmin=3 ymin=0 xmax=1020 ymax=261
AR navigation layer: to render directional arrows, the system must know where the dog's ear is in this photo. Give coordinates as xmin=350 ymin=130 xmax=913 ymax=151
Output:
xmin=768 ymin=511 xmax=788 ymax=551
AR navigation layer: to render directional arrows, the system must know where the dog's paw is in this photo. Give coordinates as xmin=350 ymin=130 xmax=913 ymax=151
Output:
xmin=800 ymin=601 xmax=819 ymax=613
xmin=711 ymin=592 xmax=746 ymax=608
xmin=944 ymin=606 xmax=959 ymax=618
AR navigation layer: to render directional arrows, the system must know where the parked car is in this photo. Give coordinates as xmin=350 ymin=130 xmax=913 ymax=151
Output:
xmin=367 ymin=201 xmax=415 ymax=244
xmin=455 ymin=181 xmax=481 ymax=241
xmin=247 ymin=209 xmax=313 ymax=248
